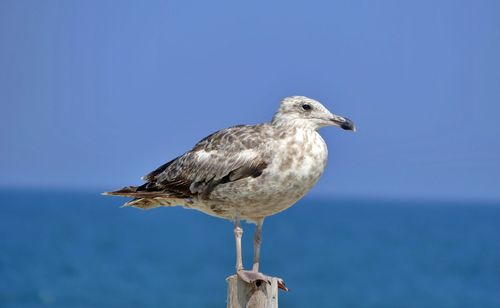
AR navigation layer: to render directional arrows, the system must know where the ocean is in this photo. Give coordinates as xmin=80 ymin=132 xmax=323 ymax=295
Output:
xmin=0 ymin=190 xmax=499 ymax=307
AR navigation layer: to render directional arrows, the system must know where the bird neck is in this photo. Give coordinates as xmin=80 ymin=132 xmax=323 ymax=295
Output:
xmin=271 ymin=117 xmax=319 ymax=131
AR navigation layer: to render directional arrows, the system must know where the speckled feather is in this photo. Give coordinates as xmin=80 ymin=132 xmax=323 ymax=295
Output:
xmin=141 ymin=124 xmax=271 ymax=199
xmin=105 ymin=96 xmax=355 ymax=223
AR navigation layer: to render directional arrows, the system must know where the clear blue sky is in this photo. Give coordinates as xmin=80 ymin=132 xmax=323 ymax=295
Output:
xmin=1 ymin=0 xmax=499 ymax=201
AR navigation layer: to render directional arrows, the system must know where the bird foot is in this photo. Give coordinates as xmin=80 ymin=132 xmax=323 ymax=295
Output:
xmin=237 ymin=269 xmax=288 ymax=291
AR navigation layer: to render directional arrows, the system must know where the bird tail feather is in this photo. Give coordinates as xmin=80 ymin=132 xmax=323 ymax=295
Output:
xmin=102 ymin=186 xmax=182 ymax=210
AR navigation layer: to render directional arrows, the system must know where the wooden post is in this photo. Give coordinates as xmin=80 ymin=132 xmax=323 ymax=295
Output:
xmin=226 ymin=275 xmax=279 ymax=308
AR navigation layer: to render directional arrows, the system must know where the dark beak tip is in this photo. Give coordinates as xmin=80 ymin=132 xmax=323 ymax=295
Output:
xmin=330 ymin=116 xmax=356 ymax=132
xmin=340 ymin=120 xmax=356 ymax=132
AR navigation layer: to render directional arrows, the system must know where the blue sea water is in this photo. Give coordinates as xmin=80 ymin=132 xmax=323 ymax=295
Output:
xmin=0 ymin=190 xmax=499 ymax=308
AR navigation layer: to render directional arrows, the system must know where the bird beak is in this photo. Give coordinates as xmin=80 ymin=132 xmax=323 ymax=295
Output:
xmin=330 ymin=114 xmax=356 ymax=132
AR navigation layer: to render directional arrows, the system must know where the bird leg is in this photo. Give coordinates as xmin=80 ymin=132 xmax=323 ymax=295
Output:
xmin=234 ymin=218 xmax=268 ymax=285
xmin=252 ymin=219 xmax=263 ymax=272
xmin=234 ymin=219 xmax=244 ymax=272
xmin=234 ymin=218 xmax=288 ymax=291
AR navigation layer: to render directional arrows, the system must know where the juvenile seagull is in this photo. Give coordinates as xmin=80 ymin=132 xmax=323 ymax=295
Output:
xmin=104 ymin=96 xmax=355 ymax=290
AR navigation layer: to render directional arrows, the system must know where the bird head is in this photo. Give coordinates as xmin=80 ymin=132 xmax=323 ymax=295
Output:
xmin=272 ymin=96 xmax=356 ymax=131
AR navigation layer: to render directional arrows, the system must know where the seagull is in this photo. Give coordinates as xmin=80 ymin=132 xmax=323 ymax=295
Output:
xmin=104 ymin=96 xmax=355 ymax=290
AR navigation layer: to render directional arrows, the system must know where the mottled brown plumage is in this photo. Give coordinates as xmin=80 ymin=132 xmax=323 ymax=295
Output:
xmin=104 ymin=96 xmax=355 ymax=289
xmin=106 ymin=124 xmax=274 ymax=208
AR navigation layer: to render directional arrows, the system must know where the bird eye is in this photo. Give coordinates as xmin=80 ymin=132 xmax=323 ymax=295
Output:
xmin=302 ymin=104 xmax=312 ymax=111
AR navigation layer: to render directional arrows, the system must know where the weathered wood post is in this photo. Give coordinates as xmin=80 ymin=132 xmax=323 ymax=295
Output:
xmin=226 ymin=275 xmax=279 ymax=308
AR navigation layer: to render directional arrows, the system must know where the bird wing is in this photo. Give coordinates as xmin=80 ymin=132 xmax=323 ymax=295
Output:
xmin=140 ymin=125 xmax=270 ymax=199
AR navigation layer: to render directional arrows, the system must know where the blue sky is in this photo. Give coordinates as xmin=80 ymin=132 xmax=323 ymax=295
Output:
xmin=1 ymin=0 xmax=499 ymax=200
